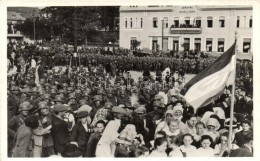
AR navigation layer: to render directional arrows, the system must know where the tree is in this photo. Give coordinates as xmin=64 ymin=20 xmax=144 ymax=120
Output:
xmin=132 ymin=40 xmax=141 ymax=51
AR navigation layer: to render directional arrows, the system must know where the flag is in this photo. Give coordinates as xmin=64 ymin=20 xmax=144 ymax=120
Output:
xmin=181 ymin=42 xmax=236 ymax=109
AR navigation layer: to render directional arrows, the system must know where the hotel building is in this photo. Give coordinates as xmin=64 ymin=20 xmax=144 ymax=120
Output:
xmin=119 ymin=6 xmax=252 ymax=55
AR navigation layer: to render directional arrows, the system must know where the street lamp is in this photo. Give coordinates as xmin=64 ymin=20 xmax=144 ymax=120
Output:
xmin=161 ymin=19 xmax=164 ymax=51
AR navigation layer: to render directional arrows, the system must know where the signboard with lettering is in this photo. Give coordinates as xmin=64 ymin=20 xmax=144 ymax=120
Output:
xmin=170 ymin=28 xmax=202 ymax=34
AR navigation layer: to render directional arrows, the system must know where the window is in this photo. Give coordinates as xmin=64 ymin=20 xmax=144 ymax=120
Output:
xmin=237 ymin=16 xmax=240 ymax=28
xmin=218 ymin=38 xmax=225 ymax=52
xmin=244 ymin=16 xmax=246 ymax=28
xmin=185 ymin=17 xmax=190 ymax=26
xmin=194 ymin=38 xmax=201 ymax=51
xmin=243 ymin=38 xmax=251 ymax=53
xmin=174 ymin=17 xmax=179 ymax=27
xmin=130 ymin=18 xmax=133 ymax=28
xmin=153 ymin=17 xmax=158 ymax=28
xmin=183 ymin=38 xmax=190 ymax=51
xmin=206 ymin=38 xmax=213 ymax=52
xmin=207 ymin=17 xmax=213 ymax=28
xmin=136 ymin=18 xmax=138 ymax=28
xmin=249 ymin=16 xmax=252 ymax=28
xmin=163 ymin=17 xmax=168 ymax=28
xmin=195 ymin=17 xmax=201 ymax=27
xmin=152 ymin=37 xmax=158 ymax=51
xmin=130 ymin=37 xmax=137 ymax=50
xmin=125 ymin=18 xmax=127 ymax=28
xmin=141 ymin=18 xmax=143 ymax=28
xmin=219 ymin=16 xmax=225 ymax=28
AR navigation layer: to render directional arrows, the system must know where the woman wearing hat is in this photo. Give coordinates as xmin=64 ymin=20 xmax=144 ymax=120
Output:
xmin=155 ymin=110 xmax=174 ymax=135
xmin=204 ymin=118 xmax=220 ymax=143
xmin=114 ymin=124 xmax=141 ymax=157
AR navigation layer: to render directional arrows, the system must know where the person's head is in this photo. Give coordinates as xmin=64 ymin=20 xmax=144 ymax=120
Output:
xmin=200 ymin=135 xmax=214 ymax=149
xmin=53 ymin=104 xmax=68 ymax=118
xmin=77 ymin=111 xmax=90 ymax=124
xmin=24 ymin=115 xmax=39 ymax=130
xmin=154 ymin=137 xmax=167 ymax=152
xmin=38 ymin=101 xmax=49 ymax=115
xmin=220 ymin=132 xmax=229 ymax=146
xmin=187 ymin=114 xmax=197 ymax=127
xmin=165 ymin=110 xmax=174 ymax=122
xmin=167 ymin=118 xmax=180 ymax=132
xmin=242 ymin=120 xmax=251 ymax=131
xmin=96 ymin=120 xmax=106 ymax=133
xmin=196 ymin=121 xmax=206 ymax=135
xmin=155 ymin=131 xmax=167 ymax=139
xmin=206 ymin=118 xmax=220 ymax=132
xmin=183 ymin=133 xmax=194 ymax=147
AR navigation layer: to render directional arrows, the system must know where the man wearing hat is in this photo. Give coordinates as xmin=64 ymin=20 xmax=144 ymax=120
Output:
xmin=96 ymin=106 xmax=126 ymax=157
xmin=70 ymin=111 xmax=92 ymax=156
xmin=134 ymin=106 xmax=154 ymax=144
xmin=67 ymin=93 xmax=78 ymax=112
xmin=92 ymin=95 xmax=103 ymax=113
xmin=116 ymin=90 xmax=130 ymax=106
xmin=51 ymin=104 xmax=70 ymax=155
xmin=8 ymin=86 xmax=21 ymax=117
xmin=8 ymin=101 xmax=33 ymax=156
xmin=32 ymin=102 xmax=55 ymax=157
xmin=104 ymin=88 xmax=117 ymax=106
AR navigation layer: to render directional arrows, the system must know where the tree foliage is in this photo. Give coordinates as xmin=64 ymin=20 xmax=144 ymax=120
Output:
xmin=16 ymin=6 xmax=119 ymax=44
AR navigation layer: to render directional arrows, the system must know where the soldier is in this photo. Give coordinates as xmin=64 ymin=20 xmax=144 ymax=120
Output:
xmin=8 ymin=102 xmax=33 ymax=157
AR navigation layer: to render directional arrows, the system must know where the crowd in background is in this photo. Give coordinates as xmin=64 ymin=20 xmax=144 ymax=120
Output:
xmin=7 ymin=41 xmax=253 ymax=157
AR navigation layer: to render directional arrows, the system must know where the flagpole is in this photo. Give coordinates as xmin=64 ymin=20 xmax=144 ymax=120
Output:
xmin=227 ymin=39 xmax=237 ymax=154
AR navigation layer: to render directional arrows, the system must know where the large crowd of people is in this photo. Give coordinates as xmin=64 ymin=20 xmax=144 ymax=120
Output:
xmin=7 ymin=41 xmax=253 ymax=157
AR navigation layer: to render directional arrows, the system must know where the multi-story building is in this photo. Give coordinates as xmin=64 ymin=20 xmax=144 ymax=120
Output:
xmin=7 ymin=11 xmax=26 ymax=42
xmin=119 ymin=6 xmax=252 ymax=55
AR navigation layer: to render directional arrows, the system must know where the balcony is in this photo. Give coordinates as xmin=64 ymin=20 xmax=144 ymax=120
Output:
xmin=170 ymin=25 xmax=202 ymax=34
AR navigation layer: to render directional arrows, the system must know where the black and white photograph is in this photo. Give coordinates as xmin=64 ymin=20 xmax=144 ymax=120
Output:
xmin=2 ymin=2 xmax=259 ymax=159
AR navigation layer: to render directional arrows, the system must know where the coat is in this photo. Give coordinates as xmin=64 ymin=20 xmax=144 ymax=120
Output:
xmin=51 ymin=114 xmax=70 ymax=154
xmin=70 ymin=122 xmax=92 ymax=154
xmin=230 ymin=145 xmax=253 ymax=157
xmin=12 ymin=125 xmax=33 ymax=157
xmin=85 ymin=132 xmax=102 ymax=157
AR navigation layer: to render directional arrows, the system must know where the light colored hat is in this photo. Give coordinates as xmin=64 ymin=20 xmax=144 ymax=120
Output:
xmin=78 ymin=105 xmax=92 ymax=114
xmin=112 ymin=106 xmax=126 ymax=115
xmin=135 ymin=106 xmax=146 ymax=114
xmin=206 ymin=118 xmax=220 ymax=130
xmin=172 ymin=103 xmax=183 ymax=113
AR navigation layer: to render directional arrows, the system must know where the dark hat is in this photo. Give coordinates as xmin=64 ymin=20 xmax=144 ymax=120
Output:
xmin=19 ymin=101 xmax=33 ymax=111
xmin=42 ymin=94 xmax=51 ymax=100
xmin=112 ymin=106 xmax=126 ymax=115
xmin=106 ymin=88 xmax=114 ymax=94
xmin=93 ymin=95 xmax=102 ymax=101
xmin=69 ymin=93 xmax=76 ymax=99
xmin=77 ymin=111 xmax=89 ymax=119
xmin=61 ymin=144 xmax=82 ymax=157
xmin=53 ymin=104 xmax=68 ymax=112
xmin=54 ymin=95 xmax=64 ymax=102
xmin=225 ymin=118 xmax=238 ymax=128
xmin=38 ymin=101 xmax=49 ymax=109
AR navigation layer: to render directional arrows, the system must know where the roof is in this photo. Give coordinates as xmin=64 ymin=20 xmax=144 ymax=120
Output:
xmin=7 ymin=12 xmax=26 ymax=21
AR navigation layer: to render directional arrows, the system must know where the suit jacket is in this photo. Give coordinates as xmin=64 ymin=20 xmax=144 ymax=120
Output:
xmin=12 ymin=125 xmax=33 ymax=157
xmin=51 ymin=114 xmax=70 ymax=154
xmin=85 ymin=132 xmax=102 ymax=157
xmin=70 ymin=122 xmax=92 ymax=153
xmin=230 ymin=145 xmax=253 ymax=157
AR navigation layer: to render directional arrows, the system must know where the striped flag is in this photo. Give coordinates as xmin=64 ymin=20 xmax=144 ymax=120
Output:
xmin=181 ymin=42 xmax=236 ymax=109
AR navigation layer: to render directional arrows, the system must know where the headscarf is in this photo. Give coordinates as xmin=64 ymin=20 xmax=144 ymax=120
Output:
xmin=117 ymin=124 xmax=137 ymax=145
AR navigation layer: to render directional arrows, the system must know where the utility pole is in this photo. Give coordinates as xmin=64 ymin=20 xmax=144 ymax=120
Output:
xmin=161 ymin=20 xmax=164 ymax=51
xmin=73 ymin=7 xmax=77 ymax=52
xmin=33 ymin=10 xmax=36 ymax=41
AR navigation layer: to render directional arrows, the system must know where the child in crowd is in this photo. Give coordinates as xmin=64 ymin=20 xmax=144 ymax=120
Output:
xmin=196 ymin=135 xmax=215 ymax=157
xmin=149 ymin=137 xmax=168 ymax=157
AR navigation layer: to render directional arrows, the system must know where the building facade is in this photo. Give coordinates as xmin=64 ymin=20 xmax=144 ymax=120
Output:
xmin=119 ymin=6 xmax=253 ymax=55
xmin=7 ymin=11 xmax=26 ymax=42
